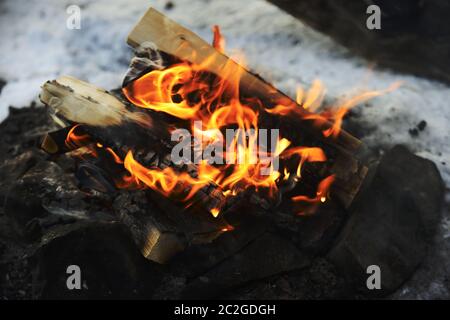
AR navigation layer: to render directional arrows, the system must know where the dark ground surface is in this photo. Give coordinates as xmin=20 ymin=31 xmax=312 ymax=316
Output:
xmin=0 ymin=104 xmax=445 ymax=299
xmin=0 ymin=105 xmax=349 ymax=299
xmin=0 ymin=104 xmax=50 ymax=299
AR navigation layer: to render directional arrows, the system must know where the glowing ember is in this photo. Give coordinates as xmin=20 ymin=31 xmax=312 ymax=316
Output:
xmin=210 ymin=208 xmax=220 ymax=218
xmin=221 ymin=225 xmax=235 ymax=232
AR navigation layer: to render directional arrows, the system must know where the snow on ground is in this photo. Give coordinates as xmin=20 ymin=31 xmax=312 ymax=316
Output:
xmin=0 ymin=0 xmax=449 ymax=298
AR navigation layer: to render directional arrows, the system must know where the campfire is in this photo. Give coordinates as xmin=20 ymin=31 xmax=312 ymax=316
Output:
xmin=39 ymin=8 xmax=377 ymax=263
xmin=1 ymin=7 xmax=438 ymax=299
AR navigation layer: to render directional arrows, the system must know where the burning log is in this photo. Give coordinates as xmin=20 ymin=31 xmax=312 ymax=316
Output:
xmin=127 ymin=8 xmax=361 ymax=153
xmin=126 ymin=7 xmax=367 ymax=208
xmin=40 ymin=76 xmax=148 ymax=128
xmin=39 ymin=76 xmax=171 ymax=151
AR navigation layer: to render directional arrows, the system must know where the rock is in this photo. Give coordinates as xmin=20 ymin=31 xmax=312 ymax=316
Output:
xmin=328 ymin=145 xmax=444 ymax=295
xmin=0 ymin=106 xmax=53 ymax=160
xmin=3 ymin=159 xmax=83 ymax=232
xmin=164 ymin=1 xmax=174 ymax=10
xmin=180 ymin=232 xmax=310 ymax=299
xmin=409 ymin=120 xmax=427 ymax=137
xmin=224 ymin=258 xmax=350 ymax=299
xmin=32 ymin=221 xmax=163 ymax=299
xmin=24 ymin=218 xmax=44 ymax=242
xmin=267 ymin=0 xmax=450 ymax=83
xmin=417 ymin=120 xmax=427 ymax=131
xmin=409 ymin=128 xmax=419 ymax=137
xmin=281 ymin=200 xmax=347 ymax=255
xmin=0 ymin=150 xmax=45 ymax=197
xmin=169 ymin=210 xmax=268 ymax=278
xmin=3 ymin=154 xmax=115 ymax=238
xmin=3 ymin=160 xmax=58 ymax=231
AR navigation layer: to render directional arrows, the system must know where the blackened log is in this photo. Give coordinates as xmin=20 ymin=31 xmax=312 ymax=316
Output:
xmin=32 ymin=221 xmax=163 ymax=298
xmin=180 ymin=232 xmax=310 ymax=299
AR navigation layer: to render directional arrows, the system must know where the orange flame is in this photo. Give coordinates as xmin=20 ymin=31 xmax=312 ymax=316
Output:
xmin=120 ymin=30 xmax=298 ymax=205
xmin=210 ymin=208 xmax=220 ymax=218
xmin=292 ymin=175 xmax=335 ymax=216
xmin=70 ymin=27 xmax=398 ymax=218
xmin=105 ymin=147 xmax=124 ymax=164
xmin=65 ymin=124 xmax=90 ymax=149
xmin=212 ymin=25 xmax=225 ymax=53
xmin=268 ymin=80 xmax=400 ymax=138
xmin=282 ymin=147 xmax=327 ymax=177
xmin=319 ymin=82 xmax=402 ymax=138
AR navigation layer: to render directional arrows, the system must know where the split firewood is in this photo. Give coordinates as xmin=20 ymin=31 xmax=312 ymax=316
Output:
xmin=38 ymin=77 xmax=284 ymax=216
xmin=113 ymin=190 xmax=230 ymax=264
xmin=40 ymin=76 xmax=169 ymax=150
xmin=40 ymin=76 xmax=149 ymax=127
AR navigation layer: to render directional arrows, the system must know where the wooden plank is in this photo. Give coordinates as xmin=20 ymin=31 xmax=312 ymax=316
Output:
xmin=40 ymin=76 xmax=149 ymax=127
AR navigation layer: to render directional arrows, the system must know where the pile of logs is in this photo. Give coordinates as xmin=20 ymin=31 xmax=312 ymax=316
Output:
xmin=39 ymin=7 xmax=367 ymax=264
